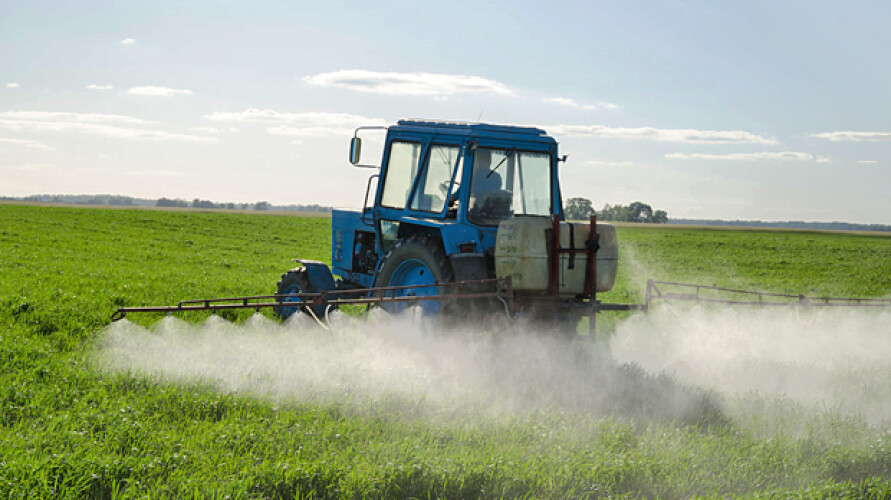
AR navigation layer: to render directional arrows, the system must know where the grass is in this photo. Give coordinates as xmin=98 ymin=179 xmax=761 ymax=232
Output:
xmin=1 ymin=204 xmax=889 ymax=498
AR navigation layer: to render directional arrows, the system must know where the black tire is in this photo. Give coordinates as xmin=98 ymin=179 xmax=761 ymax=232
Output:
xmin=274 ymin=269 xmax=328 ymax=319
xmin=373 ymin=234 xmax=454 ymax=317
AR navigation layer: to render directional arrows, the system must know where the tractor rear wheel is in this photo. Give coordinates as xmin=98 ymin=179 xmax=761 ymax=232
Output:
xmin=275 ymin=269 xmax=329 ymax=320
xmin=374 ymin=235 xmax=454 ymax=317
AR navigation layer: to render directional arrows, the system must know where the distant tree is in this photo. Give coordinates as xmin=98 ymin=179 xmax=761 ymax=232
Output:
xmin=253 ymin=201 xmax=271 ymax=211
xmin=650 ymin=210 xmax=668 ymax=224
xmin=565 ymin=197 xmax=595 ymax=220
xmin=108 ymin=196 xmax=133 ymax=206
xmin=598 ymin=203 xmax=631 ymax=221
xmin=192 ymin=198 xmax=218 ymax=209
xmin=156 ymin=197 xmax=188 ymax=208
xmin=598 ymin=201 xmax=668 ymax=223
xmin=628 ymin=201 xmax=653 ymax=223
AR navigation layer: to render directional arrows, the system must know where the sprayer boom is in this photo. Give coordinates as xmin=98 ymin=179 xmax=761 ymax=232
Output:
xmin=644 ymin=280 xmax=891 ymax=309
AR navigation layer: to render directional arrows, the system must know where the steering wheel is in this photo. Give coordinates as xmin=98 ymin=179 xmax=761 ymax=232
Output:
xmin=439 ymin=180 xmax=459 ymax=195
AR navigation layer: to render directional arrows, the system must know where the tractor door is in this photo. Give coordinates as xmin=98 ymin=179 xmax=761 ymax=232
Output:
xmin=372 ymin=136 xmax=465 ymax=255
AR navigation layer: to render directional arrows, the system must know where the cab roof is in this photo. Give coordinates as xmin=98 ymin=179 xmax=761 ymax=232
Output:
xmin=393 ymin=119 xmax=556 ymax=144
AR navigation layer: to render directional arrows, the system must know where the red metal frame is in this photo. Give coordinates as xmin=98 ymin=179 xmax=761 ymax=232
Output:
xmin=547 ymin=214 xmax=599 ymax=300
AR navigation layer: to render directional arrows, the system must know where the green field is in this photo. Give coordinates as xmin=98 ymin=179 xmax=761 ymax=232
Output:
xmin=1 ymin=204 xmax=889 ymax=498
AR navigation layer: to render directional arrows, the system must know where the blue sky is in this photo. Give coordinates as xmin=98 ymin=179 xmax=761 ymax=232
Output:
xmin=1 ymin=0 xmax=889 ymax=223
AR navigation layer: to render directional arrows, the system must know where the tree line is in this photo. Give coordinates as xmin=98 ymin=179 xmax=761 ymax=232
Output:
xmin=1 ymin=194 xmax=332 ymax=213
xmin=565 ymin=198 xmax=669 ymax=223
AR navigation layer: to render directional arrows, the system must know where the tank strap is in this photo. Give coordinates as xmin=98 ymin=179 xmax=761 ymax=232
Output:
xmin=568 ymin=223 xmax=576 ymax=270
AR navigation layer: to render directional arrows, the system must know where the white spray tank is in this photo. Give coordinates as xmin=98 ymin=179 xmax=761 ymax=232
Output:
xmin=494 ymin=216 xmax=618 ymax=296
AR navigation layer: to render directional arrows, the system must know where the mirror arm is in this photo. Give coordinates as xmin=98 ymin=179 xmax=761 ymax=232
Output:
xmin=349 ymin=126 xmax=388 ymax=169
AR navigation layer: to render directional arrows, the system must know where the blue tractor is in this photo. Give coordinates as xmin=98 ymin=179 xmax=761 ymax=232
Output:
xmin=273 ymin=119 xmax=621 ymax=330
xmin=110 ymin=121 xmax=891 ymax=326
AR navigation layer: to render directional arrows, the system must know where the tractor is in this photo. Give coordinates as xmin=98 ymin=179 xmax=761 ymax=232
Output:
xmin=111 ymin=119 xmax=890 ymax=328
xmin=273 ymin=119 xmax=620 ymax=332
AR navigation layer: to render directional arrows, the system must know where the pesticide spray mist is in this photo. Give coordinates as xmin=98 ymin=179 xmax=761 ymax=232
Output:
xmin=96 ymin=304 xmax=891 ymax=427
xmin=612 ymin=305 xmax=891 ymax=425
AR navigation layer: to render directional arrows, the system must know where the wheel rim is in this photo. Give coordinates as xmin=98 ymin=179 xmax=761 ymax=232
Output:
xmin=279 ymin=282 xmax=304 ymax=319
xmin=386 ymin=258 xmax=441 ymax=315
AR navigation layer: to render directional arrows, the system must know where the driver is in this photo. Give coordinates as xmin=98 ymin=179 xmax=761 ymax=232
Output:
xmin=469 ymin=149 xmax=509 ymax=220
xmin=470 ymin=149 xmax=502 ymax=203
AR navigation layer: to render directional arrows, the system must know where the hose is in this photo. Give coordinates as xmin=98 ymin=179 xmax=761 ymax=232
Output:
xmin=303 ymin=305 xmax=331 ymax=331
xmin=497 ymin=296 xmax=518 ymax=321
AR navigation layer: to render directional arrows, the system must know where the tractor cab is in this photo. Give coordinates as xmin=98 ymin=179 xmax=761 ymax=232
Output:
xmin=319 ymin=120 xmax=569 ymax=314
xmin=348 ymin=120 xmax=563 ymax=261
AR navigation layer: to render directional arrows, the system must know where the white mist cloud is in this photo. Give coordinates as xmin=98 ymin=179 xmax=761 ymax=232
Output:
xmin=611 ymin=306 xmax=891 ymax=424
xmin=666 ymin=151 xmax=826 ymax=162
xmin=127 ymin=86 xmax=194 ymax=96
xmin=86 ymin=84 xmax=114 ymax=90
xmin=0 ymin=110 xmax=214 ymax=143
xmin=6 ymin=82 xmax=20 ymax=88
xmin=120 ymin=38 xmax=136 ymax=45
xmin=96 ymin=311 xmax=721 ymax=424
xmin=857 ymin=160 xmax=879 ymax=165
xmin=303 ymin=70 xmax=514 ymax=97
xmin=548 ymin=124 xmax=777 ymax=144
xmin=812 ymin=131 xmax=891 ymax=142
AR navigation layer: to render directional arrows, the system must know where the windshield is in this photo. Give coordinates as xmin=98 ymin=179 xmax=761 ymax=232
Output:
xmin=468 ymin=147 xmax=551 ymax=225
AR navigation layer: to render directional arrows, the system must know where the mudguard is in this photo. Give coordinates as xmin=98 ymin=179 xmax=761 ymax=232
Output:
xmin=297 ymin=260 xmax=337 ymax=292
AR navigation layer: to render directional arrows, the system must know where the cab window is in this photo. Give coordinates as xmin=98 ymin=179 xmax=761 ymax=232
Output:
xmin=410 ymin=145 xmax=462 ymax=213
xmin=380 ymin=141 xmax=422 ymax=209
xmin=468 ymin=148 xmax=551 ymax=225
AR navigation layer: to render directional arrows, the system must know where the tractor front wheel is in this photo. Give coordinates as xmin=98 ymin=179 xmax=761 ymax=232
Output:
xmin=275 ymin=269 xmax=329 ymax=320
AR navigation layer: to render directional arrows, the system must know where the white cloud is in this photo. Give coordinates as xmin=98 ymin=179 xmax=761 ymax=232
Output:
xmin=549 ymin=124 xmax=777 ymax=144
xmin=127 ymin=86 xmax=194 ymax=96
xmin=266 ymin=126 xmax=358 ymax=138
xmin=857 ymin=160 xmax=879 ymax=164
xmin=0 ymin=137 xmax=53 ymax=150
xmin=120 ymin=38 xmax=136 ymax=45
xmin=546 ymin=97 xmax=596 ymax=110
xmin=189 ymin=126 xmax=221 ymax=134
xmin=13 ymin=162 xmax=55 ymax=172
xmin=0 ymin=110 xmax=215 ymax=143
xmin=86 ymin=84 xmax=114 ymax=90
xmin=206 ymin=108 xmax=385 ymax=137
xmin=544 ymin=97 xmax=617 ymax=111
xmin=6 ymin=83 xmax=20 ymax=88
xmin=812 ymin=131 xmax=891 ymax=142
xmin=303 ymin=70 xmax=513 ymax=97
xmin=583 ymin=160 xmax=635 ymax=167
xmin=121 ymin=169 xmax=185 ymax=178
xmin=1 ymin=110 xmax=153 ymax=125
xmin=665 ymin=151 xmax=826 ymax=162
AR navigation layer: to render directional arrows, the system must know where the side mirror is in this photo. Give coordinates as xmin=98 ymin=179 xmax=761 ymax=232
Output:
xmin=349 ymin=137 xmax=362 ymax=165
